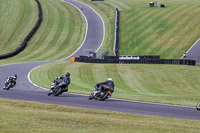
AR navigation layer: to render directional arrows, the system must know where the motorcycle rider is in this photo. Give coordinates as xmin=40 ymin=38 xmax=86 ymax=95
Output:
xmin=55 ymin=72 xmax=71 ymax=94
xmin=97 ymin=78 xmax=114 ymax=93
xmin=3 ymin=74 xmax=17 ymax=89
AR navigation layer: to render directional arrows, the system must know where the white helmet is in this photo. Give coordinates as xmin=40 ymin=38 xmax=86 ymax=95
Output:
xmin=107 ymin=78 xmax=112 ymax=81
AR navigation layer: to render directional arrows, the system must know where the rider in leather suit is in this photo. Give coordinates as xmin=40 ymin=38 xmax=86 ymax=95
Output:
xmin=3 ymin=74 xmax=17 ymax=89
xmin=56 ymin=72 xmax=70 ymax=94
xmin=97 ymin=78 xmax=114 ymax=92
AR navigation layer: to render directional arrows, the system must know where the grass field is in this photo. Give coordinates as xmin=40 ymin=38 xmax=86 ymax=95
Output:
xmin=78 ymin=0 xmax=200 ymax=58
xmin=0 ymin=0 xmax=86 ymax=64
xmin=2 ymin=0 xmax=200 ymax=131
xmin=0 ymin=0 xmax=38 ymax=55
xmin=30 ymin=62 xmax=200 ymax=107
xmin=1 ymin=98 xmax=200 ymax=133
xmin=2 ymin=0 xmax=200 ymax=60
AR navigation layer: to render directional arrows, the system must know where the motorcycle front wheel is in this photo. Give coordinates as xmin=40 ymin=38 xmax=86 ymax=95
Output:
xmin=5 ymin=83 xmax=12 ymax=90
xmin=196 ymin=102 xmax=200 ymax=110
xmin=47 ymin=92 xmax=52 ymax=96
xmin=88 ymin=93 xmax=94 ymax=100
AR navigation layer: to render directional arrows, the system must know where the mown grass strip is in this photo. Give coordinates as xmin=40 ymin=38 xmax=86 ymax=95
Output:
xmin=0 ymin=0 xmax=86 ymax=64
xmin=0 ymin=0 xmax=43 ymax=59
xmin=1 ymin=98 xmax=200 ymax=132
xmin=78 ymin=0 xmax=200 ymax=59
xmin=0 ymin=0 xmax=38 ymax=55
xmin=30 ymin=62 xmax=200 ymax=107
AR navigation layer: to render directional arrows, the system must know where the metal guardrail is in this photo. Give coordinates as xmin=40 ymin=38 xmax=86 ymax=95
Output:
xmin=96 ymin=49 xmax=108 ymax=59
xmin=113 ymin=8 xmax=119 ymax=56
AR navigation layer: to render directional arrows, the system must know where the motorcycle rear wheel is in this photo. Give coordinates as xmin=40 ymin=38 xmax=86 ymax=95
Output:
xmin=196 ymin=102 xmax=200 ymax=110
xmin=99 ymin=92 xmax=109 ymax=101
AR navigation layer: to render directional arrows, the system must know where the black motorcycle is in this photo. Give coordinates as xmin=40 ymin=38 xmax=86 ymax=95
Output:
xmin=88 ymin=84 xmax=113 ymax=101
xmin=3 ymin=77 xmax=16 ymax=90
xmin=48 ymin=79 xmax=66 ymax=96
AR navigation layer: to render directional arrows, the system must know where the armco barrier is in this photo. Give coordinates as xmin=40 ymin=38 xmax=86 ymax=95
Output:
xmin=74 ymin=56 xmax=196 ymax=66
xmin=119 ymin=59 xmax=196 ymax=66
xmin=91 ymin=0 xmax=104 ymax=1
xmin=119 ymin=55 xmax=160 ymax=60
xmin=113 ymin=8 xmax=119 ymax=56
xmin=0 ymin=0 xmax=42 ymax=59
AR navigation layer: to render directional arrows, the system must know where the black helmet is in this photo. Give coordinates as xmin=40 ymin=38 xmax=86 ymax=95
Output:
xmin=65 ymin=72 xmax=70 ymax=77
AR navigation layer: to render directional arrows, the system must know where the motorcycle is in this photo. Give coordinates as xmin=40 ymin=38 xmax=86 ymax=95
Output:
xmin=3 ymin=77 xmax=15 ymax=90
xmin=196 ymin=102 xmax=200 ymax=110
xmin=48 ymin=79 xmax=65 ymax=96
xmin=88 ymin=84 xmax=113 ymax=101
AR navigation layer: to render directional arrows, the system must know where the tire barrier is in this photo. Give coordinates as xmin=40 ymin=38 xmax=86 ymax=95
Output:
xmin=73 ymin=56 xmax=196 ymax=66
xmin=113 ymin=8 xmax=119 ymax=56
xmin=0 ymin=0 xmax=43 ymax=59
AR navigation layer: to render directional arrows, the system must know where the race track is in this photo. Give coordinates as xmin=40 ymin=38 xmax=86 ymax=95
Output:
xmin=183 ymin=38 xmax=200 ymax=63
xmin=0 ymin=0 xmax=200 ymax=121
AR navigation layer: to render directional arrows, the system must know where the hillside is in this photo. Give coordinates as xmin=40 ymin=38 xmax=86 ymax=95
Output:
xmin=79 ymin=0 xmax=200 ymax=58
xmin=0 ymin=0 xmax=38 ymax=55
xmin=0 ymin=0 xmax=86 ymax=64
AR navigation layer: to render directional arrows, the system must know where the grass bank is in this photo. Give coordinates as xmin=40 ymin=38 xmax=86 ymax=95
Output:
xmin=0 ymin=0 xmax=38 ymax=55
xmin=1 ymin=98 xmax=200 ymax=132
xmin=30 ymin=62 xmax=200 ymax=107
xmin=78 ymin=0 xmax=200 ymax=58
xmin=0 ymin=0 xmax=86 ymax=65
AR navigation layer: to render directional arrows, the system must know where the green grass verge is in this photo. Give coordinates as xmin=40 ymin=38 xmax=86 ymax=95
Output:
xmin=30 ymin=62 xmax=200 ymax=107
xmin=0 ymin=0 xmax=38 ymax=55
xmin=1 ymin=98 xmax=200 ymax=132
xmin=0 ymin=0 xmax=86 ymax=64
xmin=78 ymin=0 xmax=200 ymax=58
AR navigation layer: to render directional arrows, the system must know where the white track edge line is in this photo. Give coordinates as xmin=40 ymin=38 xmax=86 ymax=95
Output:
xmin=181 ymin=38 xmax=200 ymax=59
xmin=27 ymin=65 xmax=48 ymax=91
xmin=60 ymin=0 xmax=88 ymax=61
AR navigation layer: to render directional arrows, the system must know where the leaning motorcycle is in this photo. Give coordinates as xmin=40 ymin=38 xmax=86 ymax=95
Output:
xmin=88 ymin=84 xmax=113 ymax=101
xmin=48 ymin=80 xmax=65 ymax=96
xmin=3 ymin=77 xmax=15 ymax=90
xmin=196 ymin=102 xmax=200 ymax=110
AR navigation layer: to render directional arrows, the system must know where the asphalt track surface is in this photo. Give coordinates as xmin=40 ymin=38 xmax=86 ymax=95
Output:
xmin=183 ymin=38 xmax=200 ymax=63
xmin=0 ymin=0 xmax=200 ymax=121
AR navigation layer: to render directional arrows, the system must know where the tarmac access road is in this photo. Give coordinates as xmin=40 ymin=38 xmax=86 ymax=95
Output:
xmin=0 ymin=0 xmax=200 ymax=121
